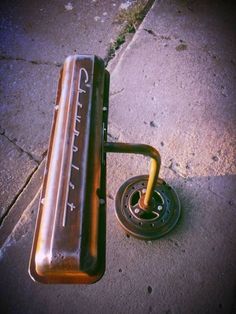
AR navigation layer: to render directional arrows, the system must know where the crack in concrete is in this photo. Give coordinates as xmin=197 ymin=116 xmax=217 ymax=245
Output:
xmin=142 ymin=28 xmax=172 ymax=40
xmin=0 ymin=187 xmax=41 ymax=257
xmin=0 ymin=54 xmax=62 ymax=67
xmin=41 ymin=149 xmax=48 ymax=160
xmin=141 ymin=28 xmax=231 ymax=66
xmin=110 ymin=88 xmax=124 ymax=97
xmin=0 ymin=128 xmax=40 ymax=164
xmin=143 ymin=28 xmax=157 ymax=37
xmin=0 ymin=163 xmax=39 ymax=226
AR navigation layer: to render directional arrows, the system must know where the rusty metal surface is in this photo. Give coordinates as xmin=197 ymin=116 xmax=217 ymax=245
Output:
xmin=29 ymin=55 xmax=109 ymax=284
xmin=115 ymin=175 xmax=181 ymax=240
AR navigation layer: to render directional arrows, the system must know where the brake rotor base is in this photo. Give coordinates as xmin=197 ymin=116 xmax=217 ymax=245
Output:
xmin=115 ymin=175 xmax=181 ymax=240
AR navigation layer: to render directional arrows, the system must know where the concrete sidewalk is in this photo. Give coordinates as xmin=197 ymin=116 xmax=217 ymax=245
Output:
xmin=1 ymin=1 xmax=236 ymax=313
xmin=0 ymin=0 xmax=148 ymax=229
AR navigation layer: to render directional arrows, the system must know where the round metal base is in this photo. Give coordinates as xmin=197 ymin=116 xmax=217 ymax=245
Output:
xmin=115 ymin=175 xmax=181 ymax=240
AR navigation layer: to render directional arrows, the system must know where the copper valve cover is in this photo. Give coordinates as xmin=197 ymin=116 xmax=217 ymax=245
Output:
xmin=29 ymin=55 xmax=109 ymax=284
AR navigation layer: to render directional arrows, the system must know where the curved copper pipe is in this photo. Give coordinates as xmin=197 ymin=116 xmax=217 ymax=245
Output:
xmin=104 ymin=142 xmax=161 ymax=209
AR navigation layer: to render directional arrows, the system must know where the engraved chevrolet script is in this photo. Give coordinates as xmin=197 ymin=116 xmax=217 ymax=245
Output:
xmin=29 ymin=55 xmax=109 ymax=284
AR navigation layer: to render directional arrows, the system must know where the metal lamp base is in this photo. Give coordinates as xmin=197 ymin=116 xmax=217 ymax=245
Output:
xmin=115 ymin=175 xmax=181 ymax=240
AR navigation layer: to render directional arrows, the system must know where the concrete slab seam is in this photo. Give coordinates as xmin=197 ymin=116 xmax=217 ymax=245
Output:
xmin=0 ymin=131 xmax=40 ymax=164
xmin=0 ymin=186 xmax=41 ymax=260
xmin=0 ymin=162 xmax=39 ymax=226
xmin=0 ymin=54 xmax=62 ymax=68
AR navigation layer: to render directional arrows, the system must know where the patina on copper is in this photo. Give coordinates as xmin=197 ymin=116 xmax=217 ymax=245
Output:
xmin=29 ymin=55 xmax=109 ymax=284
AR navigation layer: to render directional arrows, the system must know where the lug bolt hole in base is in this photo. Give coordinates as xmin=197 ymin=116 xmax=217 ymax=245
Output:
xmin=115 ymin=175 xmax=181 ymax=240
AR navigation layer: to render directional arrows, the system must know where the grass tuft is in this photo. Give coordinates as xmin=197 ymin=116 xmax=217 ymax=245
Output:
xmin=106 ymin=1 xmax=150 ymax=63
